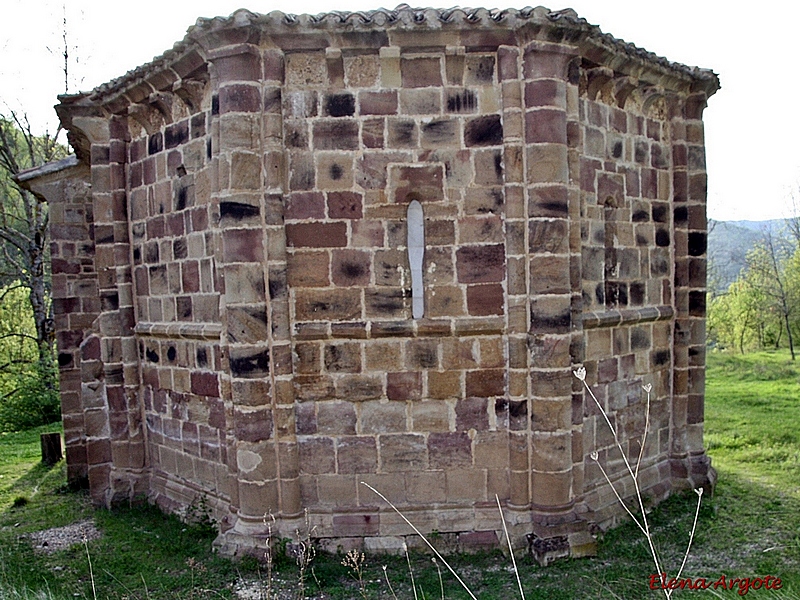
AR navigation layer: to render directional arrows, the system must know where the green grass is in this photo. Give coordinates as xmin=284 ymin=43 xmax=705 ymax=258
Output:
xmin=705 ymin=349 xmax=800 ymax=497
xmin=1 ymin=351 xmax=799 ymax=598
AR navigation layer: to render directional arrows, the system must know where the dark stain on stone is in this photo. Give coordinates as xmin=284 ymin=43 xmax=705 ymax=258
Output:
xmin=612 ymin=141 xmax=623 ymax=158
xmin=651 ymin=255 xmax=668 ymax=276
xmin=411 ymin=346 xmax=437 ymax=369
xmin=652 ymin=349 xmax=670 ymax=366
xmin=311 ymin=301 xmax=333 ymax=313
xmin=465 ymin=115 xmax=503 ymax=147
xmin=469 ymin=56 xmax=495 ymax=82
xmin=269 ymin=272 xmax=286 ymax=300
xmin=148 ymin=133 xmax=163 ymax=155
xmin=197 ymin=347 xmax=208 ymax=367
xmin=167 ymin=346 xmax=177 ymax=362
xmin=340 ymin=261 xmax=364 ymax=279
xmin=635 ymin=141 xmax=647 ymax=163
xmin=101 ymin=293 xmax=119 ymax=311
xmin=165 ymin=122 xmax=188 ymax=149
xmin=531 ymin=309 xmax=571 ymax=332
xmin=631 ymin=329 xmax=650 ymax=350
xmin=477 ymin=189 xmax=504 ymax=214
xmin=326 ymin=93 xmax=355 ymax=117
xmin=541 ymin=201 xmax=567 ymax=216
xmin=447 ymin=89 xmax=477 ymax=113
xmin=655 ymin=228 xmax=670 ymax=247
xmin=329 ymin=163 xmax=343 ymax=180
xmin=146 ymin=348 xmax=159 ymax=363
xmin=493 ymin=151 xmax=503 ymax=178
xmin=629 ymin=282 xmax=645 ymax=305
xmin=173 ymin=239 xmax=187 ymax=260
xmin=176 ymin=186 xmax=188 ymax=211
xmin=688 ymin=232 xmax=707 ymax=256
xmin=145 ymin=243 xmax=159 ymax=264
xmin=393 ymin=121 xmax=416 ymax=145
xmin=595 ymin=283 xmax=605 ymax=305
xmin=230 ymin=350 xmax=270 ymax=378
xmin=652 ymin=204 xmax=668 ymax=223
xmin=177 ymin=297 xmax=192 ymax=319
xmin=509 ymin=400 xmax=527 ymax=418
xmin=220 ymin=201 xmax=260 ymax=220
xmin=689 ymin=291 xmax=706 ymax=316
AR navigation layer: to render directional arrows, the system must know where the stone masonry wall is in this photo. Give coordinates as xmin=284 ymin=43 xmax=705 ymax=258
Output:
xmin=282 ymin=42 xmax=513 ymax=547
xmin=119 ymin=64 xmax=242 ymax=520
xmin=29 ymin=6 xmax=718 ymax=560
xmin=23 ymin=161 xmax=96 ymax=486
xmin=575 ymin=75 xmax=712 ymax=526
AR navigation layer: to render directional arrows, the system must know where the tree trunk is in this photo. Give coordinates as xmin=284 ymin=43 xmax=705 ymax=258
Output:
xmin=784 ymin=310 xmax=796 ymax=361
xmin=40 ymin=432 xmax=62 ymax=465
xmin=28 ymin=221 xmax=53 ymax=366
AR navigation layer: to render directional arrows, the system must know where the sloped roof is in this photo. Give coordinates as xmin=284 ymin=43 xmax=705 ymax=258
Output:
xmin=67 ymin=4 xmax=718 ymax=106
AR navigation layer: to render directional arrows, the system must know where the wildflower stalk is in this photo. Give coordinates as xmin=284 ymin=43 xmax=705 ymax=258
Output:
xmin=432 ymin=558 xmax=444 ymax=600
xmin=361 ymin=482 xmax=479 ymax=600
xmin=573 ymin=367 xmax=703 ymax=599
xmin=83 ymin=535 xmax=97 ymax=600
xmin=382 ymin=565 xmax=399 ymax=600
xmin=405 ymin=544 xmax=419 ymax=600
xmin=496 ymin=494 xmax=525 ymax=600
xmin=341 ymin=550 xmax=368 ymax=600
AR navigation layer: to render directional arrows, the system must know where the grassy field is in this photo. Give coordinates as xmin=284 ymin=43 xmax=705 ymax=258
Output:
xmin=705 ymin=350 xmax=800 ymax=497
xmin=1 ymin=350 xmax=799 ymax=599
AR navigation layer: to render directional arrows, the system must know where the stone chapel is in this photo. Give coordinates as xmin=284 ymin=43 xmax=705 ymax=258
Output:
xmin=18 ymin=5 xmax=718 ymax=563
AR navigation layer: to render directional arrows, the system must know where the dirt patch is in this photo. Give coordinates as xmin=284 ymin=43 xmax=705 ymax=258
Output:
xmin=25 ymin=519 xmax=101 ymax=554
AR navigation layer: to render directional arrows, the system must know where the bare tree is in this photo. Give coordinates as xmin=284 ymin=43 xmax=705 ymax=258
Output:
xmin=0 ymin=112 xmax=66 ymax=365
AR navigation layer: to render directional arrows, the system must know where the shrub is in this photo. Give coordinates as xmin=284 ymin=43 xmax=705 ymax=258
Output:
xmin=0 ymin=360 xmax=60 ymax=432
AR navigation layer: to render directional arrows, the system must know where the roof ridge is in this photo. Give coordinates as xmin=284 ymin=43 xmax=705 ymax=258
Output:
xmin=78 ymin=5 xmax=718 ymax=103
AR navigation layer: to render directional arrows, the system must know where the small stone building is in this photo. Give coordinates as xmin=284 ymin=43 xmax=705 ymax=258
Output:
xmin=19 ymin=5 xmax=718 ymax=561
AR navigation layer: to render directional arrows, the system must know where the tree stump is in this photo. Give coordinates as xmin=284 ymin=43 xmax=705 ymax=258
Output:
xmin=40 ymin=432 xmax=62 ymax=465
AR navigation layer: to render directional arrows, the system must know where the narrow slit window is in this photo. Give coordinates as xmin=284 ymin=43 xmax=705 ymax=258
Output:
xmin=407 ymin=199 xmax=424 ymax=319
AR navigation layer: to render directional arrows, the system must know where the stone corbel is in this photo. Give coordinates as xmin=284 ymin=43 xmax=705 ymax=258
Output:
xmin=613 ymin=76 xmax=637 ymax=109
xmin=640 ymin=85 xmax=666 ymax=115
xmin=325 ymin=48 xmax=344 ymax=89
xmin=173 ymin=79 xmax=206 ymax=113
xmin=683 ymin=92 xmax=708 ymax=120
xmin=584 ymin=66 xmax=613 ymax=101
xmin=148 ymin=92 xmax=174 ymax=124
xmin=127 ymin=103 xmax=163 ymax=135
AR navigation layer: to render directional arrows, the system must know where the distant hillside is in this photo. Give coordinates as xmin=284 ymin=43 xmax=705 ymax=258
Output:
xmin=707 ymin=219 xmax=790 ymax=293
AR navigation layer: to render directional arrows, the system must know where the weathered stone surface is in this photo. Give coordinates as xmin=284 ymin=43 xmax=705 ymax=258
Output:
xmin=380 ymin=434 xmax=427 ymax=472
xmin=39 ymin=5 xmax=716 ymax=559
xmin=456 ymin=244 xmax=505 ymax=283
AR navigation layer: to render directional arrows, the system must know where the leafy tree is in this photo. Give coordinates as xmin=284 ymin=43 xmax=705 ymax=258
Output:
xmin=743 ymin=234 xmax=798 ymax=360
xmin=0 ymin=285 xmax=60 ymax=431
xmin=709 ymin=231 xmax=800 ymax=358
xmin=0 ymin=114 xmax=67 ymax=430
xmin=708 ymin=279 xmax=764 ymax=354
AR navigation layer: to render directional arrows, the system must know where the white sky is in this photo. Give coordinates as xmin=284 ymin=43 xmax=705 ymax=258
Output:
xmin=2 ymin=0 xmax=797 ymax=222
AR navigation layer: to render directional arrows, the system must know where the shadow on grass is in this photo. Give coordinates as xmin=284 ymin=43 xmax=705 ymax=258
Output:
xmin=0 ymin=461 xmax=59 ymax=512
